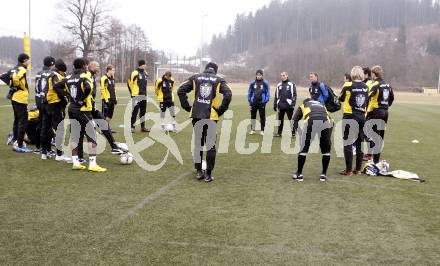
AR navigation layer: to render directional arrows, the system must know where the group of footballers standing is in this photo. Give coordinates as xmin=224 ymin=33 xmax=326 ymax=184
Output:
xmin=3 ymin=53 xmax=393 ymax=182
xmin=246 ymin=66 xmax=394 ymax=182
xmin=2 ymin=54 xmax=181 ymax=173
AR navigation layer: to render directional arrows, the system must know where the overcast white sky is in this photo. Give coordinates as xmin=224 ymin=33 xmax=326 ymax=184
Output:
xmin=0 ymin=0 xmax=273 ymax=56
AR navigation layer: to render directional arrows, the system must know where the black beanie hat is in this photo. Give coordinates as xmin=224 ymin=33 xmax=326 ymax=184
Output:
xmin=256 ymin=69 xmax=264 ymax=76
xmin=138 ymin=60 xmax=146 ymax=67
xmin=43 ymin=56 xmax=56 ymax=67
xmin=55 ymin=59 xmax=67 ymax=72
xmin=205 ymin=62 xmax=218 ymax=74
xmin=18 ymin=53 xmax=30 ymax=63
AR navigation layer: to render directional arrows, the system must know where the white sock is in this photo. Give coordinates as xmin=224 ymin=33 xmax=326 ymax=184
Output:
xmin=89 ymin=156 xmax=97 ymax=167
xmin=72 ymin=156 xmax=79 ymax=165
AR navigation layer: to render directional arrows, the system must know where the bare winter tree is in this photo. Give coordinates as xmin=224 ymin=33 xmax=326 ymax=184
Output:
xmin=97 ymin=19 xmax=156 ymax=82
xmin=61 ymin=0 xmax=109 ymax=58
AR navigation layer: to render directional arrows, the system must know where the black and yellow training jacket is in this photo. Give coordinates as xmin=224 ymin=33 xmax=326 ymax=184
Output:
xmin=154 ymin=76 xmax=175 ymax=103
xmin=177 ymin=69 xmax=232 ymax=121
xmin=127 ymin=68 xmax=148 ymax=97
xmin=367 ymin=78 xmax=394 ymax=112
xmin=100 ymin=74 xmax=116 ymax=103
xmin=339 ymin=81 xmax=369 ymax=116
xmin=293 ymin=99 xmax=330 ymax=130
xmin=65 ymin=69 xmax=93 ymax=112
xmin=11 ymin=64 xmax=29 ymax=104
xmin=45 ymin=71 xmax=66 ymax=104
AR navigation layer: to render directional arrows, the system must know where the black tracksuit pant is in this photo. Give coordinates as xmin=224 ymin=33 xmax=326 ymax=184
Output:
xmin=68 ymin=109 xmax=97 ymax=153
xmin=299 ymin=120 xmax=332 ymax=155
xmin=40 ymin=103 xmax=65 ymax=156
xmin=12 ymin=101 xmax=28 ymax=147
xmin=367 ymin=108 xmax=389 ymax=163
xmin=278 ymin=108 xmax=294 ymax=135
xmin=297 ymin=119 xmax=333 ymax=175
xmin=250 ymin=104 xmax=266 ymax=131
xmin=25 ymin=119 xmax=41 ymax=147
xmin=342 ymin=114 xmax=365 ymax=172
xmin=35 ymin=99 xmax=44 ymax=149
xmin=192 ymin=119 xmax=217 ymax=175
xmin=78 ymin=108 xmax=117 ymax=159
xmin=131 ymin=95 xmax=147 ymax=129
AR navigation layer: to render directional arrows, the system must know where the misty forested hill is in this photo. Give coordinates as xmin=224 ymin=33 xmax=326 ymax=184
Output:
xmin=0 ymin=36 xmax=58 ymax=71
xmin=209 ymin=0 xmax=440 ymax=87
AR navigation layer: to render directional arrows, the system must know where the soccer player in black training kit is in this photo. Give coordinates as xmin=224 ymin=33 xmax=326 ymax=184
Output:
xmin=178 ymin=62 xmax=232 ymax=182
xmin=34 ymin=56 xmax=55 ymax=153
xmin=128 ymin=60 xmax=150 ymax=133
xmin=292 ymin=98 xmax=333 ymax=182
xmin=39 ymin=58 xmax=70 ymax=162
xmin=339 ymin=66 xmax=369 ymax=176
xmin=248 ymin=69 xmax=270 ymax=135
xmin=274 ymin=71 xmax=297 ymax=137
xmin=100 ymin=65 xmax=117 ymax=129
xmin=65 ymin=58 xmax=106 ymax=172
xmin=155 ymin=71 xmax=177 ymax=132
xmin=23 ymin=106 xmax=41 ymax=147
xmin=67 ymin=61 xmax=125 ymax=162
xmin=81 ymin=61 xmax=124 ymax=157
xmin=10 ymin=53 xmax=32 ymax=153
xmin=366 ymin=65 xmax=394 ymax=163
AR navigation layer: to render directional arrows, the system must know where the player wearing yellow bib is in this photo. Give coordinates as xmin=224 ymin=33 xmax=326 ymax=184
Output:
xmin=292 ymin=98 xmax=333 ymax=182
xmin=10 ymin=54 xmax=32 ymax=153
xmin=100 ymin=65 xmax=117 ymax=127
xmin=155 ymin=71 xmax=176 ymax=132
xmin=365 ymin=65 xmax=394 ymax=163
xmin=40 ymin=59 xmax=70 ymax=162
xmin=128 ymin=60 xmax=149 ymax=133
xmin=339 ymin=66 xmax=369 ymax=176
xmin=66 ymin=58 xmax=106 ymax=172
xmin=178 ymin=62 xmax=232 ymax=182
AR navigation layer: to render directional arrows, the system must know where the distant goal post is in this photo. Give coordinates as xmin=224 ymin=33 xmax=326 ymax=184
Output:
xmin=423 ymin=87 xmax=439 ymax=94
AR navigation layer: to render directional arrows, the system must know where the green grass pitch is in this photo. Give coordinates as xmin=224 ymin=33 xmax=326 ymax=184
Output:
xmin=0 ymin=86 xmax=439 ymax=265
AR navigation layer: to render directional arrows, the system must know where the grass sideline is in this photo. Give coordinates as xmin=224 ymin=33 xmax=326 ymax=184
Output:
xmin=0 ymin=84 xmax=439 ymax=264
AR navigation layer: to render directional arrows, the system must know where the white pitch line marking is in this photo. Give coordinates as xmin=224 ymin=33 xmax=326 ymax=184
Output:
xmin=104 ymin=171 xmax=191 ymax=230
xmin=165 ymin=240 xmax=340 ymax=257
